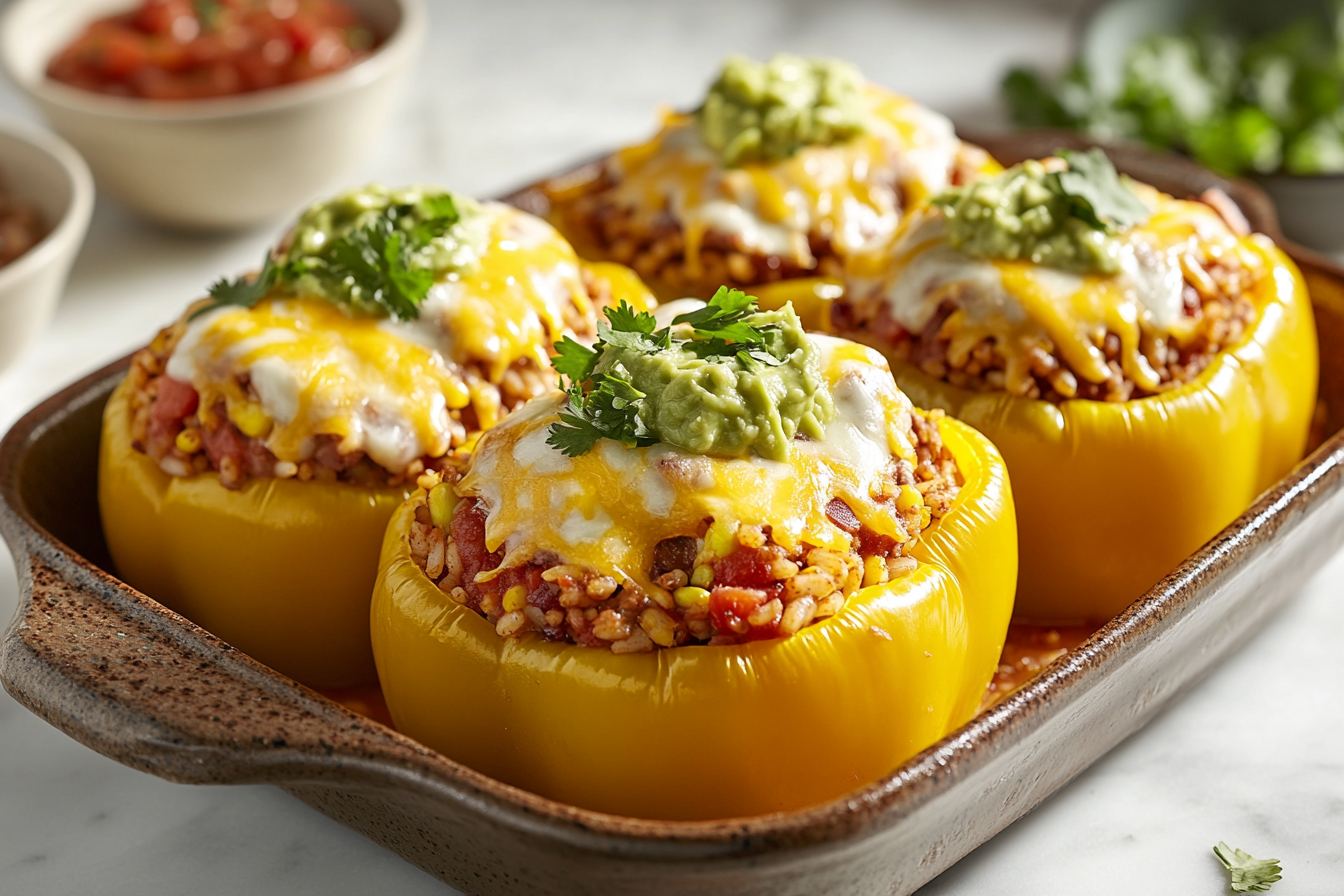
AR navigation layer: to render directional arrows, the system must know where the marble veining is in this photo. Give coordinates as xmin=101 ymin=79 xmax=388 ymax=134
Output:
xmin=1 ymin=0 xmax=1341 ymax=893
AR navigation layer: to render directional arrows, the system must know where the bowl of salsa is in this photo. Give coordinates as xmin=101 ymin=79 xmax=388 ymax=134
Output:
xmin=0 ymin=0 xmax=424 ymax=230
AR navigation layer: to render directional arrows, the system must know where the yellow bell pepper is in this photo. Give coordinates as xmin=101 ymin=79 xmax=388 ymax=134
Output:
xmin=96 ymin=261 xmax=653 ymax=689
xmin=99 ymin=378 xmax=408 ymax=687
xmin=369 ymin=418 xmax=1016 ymax=820
xmin=883 ymin=241 xmax=1318 ymax=622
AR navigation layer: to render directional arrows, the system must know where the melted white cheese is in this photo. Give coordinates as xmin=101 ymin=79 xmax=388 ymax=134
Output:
xmin=457 ymin=335 xmax=921 ymax=592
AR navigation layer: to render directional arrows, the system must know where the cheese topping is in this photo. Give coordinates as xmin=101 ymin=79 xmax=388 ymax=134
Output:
xmin=457 ymin=336 xmax=920 ymax=594
xmin=607 ymin=89 xmax=979 ymax=272
xmin=849 ymin=185 xmax=1266 ymax=393
xmin=165 ymin=203 xmax=602 ymax=472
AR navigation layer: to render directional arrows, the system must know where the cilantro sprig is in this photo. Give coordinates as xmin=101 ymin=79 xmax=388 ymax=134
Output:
xmin=546 ymin=287 xmax=786 ymax=457
xmin=1214 ymin=842 xmax=1283 ymax=893
xmin=196 ymin=191 xmax=468 ymax=322
xmin=1054 ymin=148 xmax=1151 ymax=232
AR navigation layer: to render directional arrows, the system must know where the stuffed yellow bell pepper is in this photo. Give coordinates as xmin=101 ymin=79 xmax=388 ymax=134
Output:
xmin=371 ymin=290 xmax=1016 ymax=820
xmin=833 ymin=150 xmax=1318 ymax=622
xmin=543 ymin=53 xmax=997 ymax=304
xmin=99 ymin=185 xmax=653 ymax=688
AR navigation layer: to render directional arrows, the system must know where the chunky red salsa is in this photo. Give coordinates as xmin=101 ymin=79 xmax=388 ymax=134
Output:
xmin=46 ymin=0 xmax=377 ymax=100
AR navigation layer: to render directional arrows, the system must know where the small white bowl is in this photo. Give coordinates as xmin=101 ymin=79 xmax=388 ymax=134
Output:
xmin=0 ymin=0 xmax=424 ymax=231
xmin=0 ymin=118 xmax=93 ymax=374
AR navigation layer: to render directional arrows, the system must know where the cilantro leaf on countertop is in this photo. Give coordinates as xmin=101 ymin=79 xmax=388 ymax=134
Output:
xmin=1214 ymin=842 xmax=1283 ymax=892
xmin=1056 ymin=148 xmax=1152 ymax=232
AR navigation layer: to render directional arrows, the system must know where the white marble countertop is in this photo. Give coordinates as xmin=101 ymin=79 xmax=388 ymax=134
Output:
xmin=1 ymin=1 xmax=1341 ymax=893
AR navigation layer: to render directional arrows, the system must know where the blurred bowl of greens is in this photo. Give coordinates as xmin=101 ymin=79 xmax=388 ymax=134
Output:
xmin=1003 ymin=0 xmax=1344 ymax=255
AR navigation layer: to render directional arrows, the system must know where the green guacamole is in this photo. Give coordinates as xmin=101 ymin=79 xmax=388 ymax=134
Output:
xmin=283 ymin=184 xmax=488 ymax=311
xmin=933 ymin=156 xmax=1145 ymax=275
xmin=601 ymin=305 xmax=833 ymax=461
xmin=696 ymin=54 xmax=869 ymax=167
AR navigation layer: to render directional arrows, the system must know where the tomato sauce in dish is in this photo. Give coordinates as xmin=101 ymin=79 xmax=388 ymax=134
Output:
xmin=46 ymin=0 xmax=377 ymax=100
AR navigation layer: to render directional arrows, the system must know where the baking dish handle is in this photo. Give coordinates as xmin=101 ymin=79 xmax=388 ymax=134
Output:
xmin=1 ymin=545 xmax=406 ymax=787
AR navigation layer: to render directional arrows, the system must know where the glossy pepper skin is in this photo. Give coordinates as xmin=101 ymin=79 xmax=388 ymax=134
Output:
xmin=370 ymin=418 xmax=1016 ymax=821
xmin=882 ymin=240 xmax=1318 ymax=622
xmin=99 ymin=378 xmax=408 ymax=687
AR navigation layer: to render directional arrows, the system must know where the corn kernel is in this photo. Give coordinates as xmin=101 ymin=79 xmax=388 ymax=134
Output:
xmin=896 ymin=485 xmax=924 ymax=513
xmin=674 ymin=586 xmax=710 ymax=609
xmin=689 ymin=565 xmax=714 ymax=588
xmin=704 ymin=518 xmax=738 ymax=558
xmin=862 ymin=554 xmax=888 ymax=588
xmin=503 ymin=585 xmax=528 ymax=613
xmin=428 ymin=482 xmax=458 ymax=531
xmin=174 ymin=428 xmax=201 ymax=454
xmin=229 ymin=402 xmax=272 ymax=438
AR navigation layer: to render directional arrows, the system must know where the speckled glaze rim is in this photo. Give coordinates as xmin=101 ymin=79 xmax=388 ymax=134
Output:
xmin=2 ymin=134 xmax=1343 ymax=892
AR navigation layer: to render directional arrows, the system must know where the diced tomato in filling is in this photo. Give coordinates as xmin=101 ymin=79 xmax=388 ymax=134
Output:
xmin=145 ymin=375 xmax=199 ymax=455
xmin=708 ymin=586 xmax=781 ymax=642
xmin=451 ymin=499 xmax=502 ymax=582
xmin=712 ymin=547 xmax=776 ymax=589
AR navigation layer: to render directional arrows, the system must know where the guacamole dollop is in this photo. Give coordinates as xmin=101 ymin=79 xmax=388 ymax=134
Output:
xmin=283 ymin=184 xmax=489 ymax=313
xmin=609 ymin=305 xmax=832 ymax=460
xmin=696 ymin=54 xmax=869 ymax=167
xmin=547 ymin=290 xmax=834 ymax=461
xmin=933 ymin=151 xmax=1151 ymax=275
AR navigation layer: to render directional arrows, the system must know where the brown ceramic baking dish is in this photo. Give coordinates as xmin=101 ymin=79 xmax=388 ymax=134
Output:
xmin=3 ymin=133 xmax=1343 ymax=896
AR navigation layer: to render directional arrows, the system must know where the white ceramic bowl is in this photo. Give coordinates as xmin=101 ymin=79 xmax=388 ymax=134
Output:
xmin=0 ymin=118 xmax=93 ymax=374
xmin=0 ymin=0 xmax=424 ymax=231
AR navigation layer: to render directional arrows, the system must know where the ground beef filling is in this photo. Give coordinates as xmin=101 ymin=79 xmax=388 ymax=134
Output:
xmin=127 ymin=267 xmax=617 ymax=489
xmin=407 ymin=412 xmax=962 ymax=652
xmin=833 ymin=246 xmax=1260 ymax=403
xmin=553 ymin=153 xmax=984 ymax=299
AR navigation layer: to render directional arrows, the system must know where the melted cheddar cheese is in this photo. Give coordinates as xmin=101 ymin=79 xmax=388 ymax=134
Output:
xmin=420 ymin=202 xmax=592 ymax=381
xmin=848 ymin=186 xmax=1269 ymax=394
xmin=458 ymin=336 xmax=920 ymax=594
xmin=606 ymin=89 xmax=992 ymax=273
xmin=165 ymin=204 xmax=639 ymax=473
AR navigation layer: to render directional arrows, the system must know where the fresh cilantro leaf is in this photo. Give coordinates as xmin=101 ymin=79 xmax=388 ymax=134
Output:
xmin=672 ymin=286 xmax=767 ymax=343
xmin=193 ymin=252 xmax=282 ymax=319
xmin=1056 ymin=148 xmax=1152 ymax=231
xmin=546 ymin=411 xmax=607 ymax=457
xmin=547 ymin=286 xmax=792 ymax=455
xmin=547 ymin=371 xmax=656 ymax=457
xmin=1214 ymin=842 xmax=1282 ymax=893
xmin=314 ymin=216 xmax=431 ymax=320
xmin=597 ymin=323 xmax=658 ymax=353
xmin=604 ymin=301 xmax=659 ymax=335
xmin=552 ymin=336 xmax=599 ymax=384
